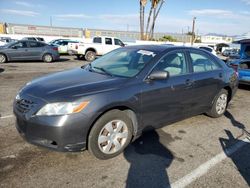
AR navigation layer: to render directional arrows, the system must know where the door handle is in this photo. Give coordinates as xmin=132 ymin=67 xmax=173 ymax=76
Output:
xmin=219 ymin=73 xmax=223 ymax=78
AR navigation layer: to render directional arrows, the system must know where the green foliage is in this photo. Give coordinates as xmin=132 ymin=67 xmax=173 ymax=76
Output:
xmin=159 ymin=35 xmax=177 ymax=42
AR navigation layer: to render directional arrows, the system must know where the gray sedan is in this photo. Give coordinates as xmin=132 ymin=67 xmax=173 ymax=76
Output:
xmin=0 ymin=40 xmax=60 ymax=63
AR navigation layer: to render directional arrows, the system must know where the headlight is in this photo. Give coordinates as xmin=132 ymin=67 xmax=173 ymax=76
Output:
xmin=36 ymin=101 xmax=89 ymax=116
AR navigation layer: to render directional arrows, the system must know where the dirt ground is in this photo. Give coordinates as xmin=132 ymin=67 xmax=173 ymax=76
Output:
xmin=0 ymin=56 xmax=250 ymax=188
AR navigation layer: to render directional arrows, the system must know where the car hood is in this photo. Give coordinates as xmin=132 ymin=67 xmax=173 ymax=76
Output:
xmin=20 ymin=67 xmax=127 ymax=102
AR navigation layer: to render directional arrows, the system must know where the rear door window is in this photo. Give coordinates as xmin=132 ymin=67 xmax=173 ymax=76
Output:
xmin=93 ymin=37 xmax=102 ymax=43
xmin=29 ymin=41 xmax=40 ymax=48
xmin=105 ymin=38 xmax=112 ymax=45
xmin=190 ymin=52 xmax=220 ymax=73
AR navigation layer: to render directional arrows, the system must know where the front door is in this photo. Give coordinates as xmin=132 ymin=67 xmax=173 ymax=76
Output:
xmin=7 ymin=41 xmax=29 ymax=60
xmin=140 ymin=50 xmax=194 ymax=129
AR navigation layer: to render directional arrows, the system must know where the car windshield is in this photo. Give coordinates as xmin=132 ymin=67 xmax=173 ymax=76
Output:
xmin=2 ymin=41 xmax=17 ymax=47
xmin=90 ymin=48 xmax=157 ymax=78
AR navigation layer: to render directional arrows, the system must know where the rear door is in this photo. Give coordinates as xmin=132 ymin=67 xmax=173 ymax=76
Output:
xmin=26 ymin=41 xmax=45 ymax=60
xmin=187 ymin=49 xmax=224 ymax=114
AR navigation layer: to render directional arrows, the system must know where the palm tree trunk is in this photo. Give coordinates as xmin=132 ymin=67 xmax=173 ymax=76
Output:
xmin=150 ymin=0 xmax=164 ymax=39
xmin=140 ymin=2 xmax=144 ymax=40
xmin=145 ymin=6 xmax=153 ymax=40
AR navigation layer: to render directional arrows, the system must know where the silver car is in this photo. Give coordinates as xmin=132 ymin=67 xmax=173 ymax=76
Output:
xmin=0 ymin=40 xmax=60 ymax=63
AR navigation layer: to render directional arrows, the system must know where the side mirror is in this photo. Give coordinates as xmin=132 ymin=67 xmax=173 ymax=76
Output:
xmin=148 ymin=70 xmax=169 ymax=80
xmin=11 ymin=46 xmax=18 ymax=49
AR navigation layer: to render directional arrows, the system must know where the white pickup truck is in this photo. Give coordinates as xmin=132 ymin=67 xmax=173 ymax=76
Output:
xmin=67 ymin=36 xmax=125 ymax=61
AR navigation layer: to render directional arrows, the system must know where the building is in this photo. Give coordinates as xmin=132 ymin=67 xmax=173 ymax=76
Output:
xmin=201 ymin=34 xmax=233 ymax=44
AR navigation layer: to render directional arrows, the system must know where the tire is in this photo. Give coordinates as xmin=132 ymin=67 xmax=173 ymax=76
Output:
xmin=88 ymin=110 xmax=133 ymax=160
xmin=0 ymin=54 xmax=7 ymax=64
xmin=76 ymin=55 xmax=83 ymax=60
xmin=85 ymin=51 xmax=96 ymax=62
xmin=206 ymin=89 xmax=228 ymax=118
xmin=43 ymin=54 xmax=53 ymax=63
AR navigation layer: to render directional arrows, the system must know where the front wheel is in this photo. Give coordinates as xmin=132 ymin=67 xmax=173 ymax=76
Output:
xmin=88 ymin=110 xmax=133 ymax=160
xmin=206 ymin=89 xmax=228 ymax=118
xmin=0 ymin=54 xmax=7 ymax=64
xmin=43 ymin=54 xmax=53 ymax=63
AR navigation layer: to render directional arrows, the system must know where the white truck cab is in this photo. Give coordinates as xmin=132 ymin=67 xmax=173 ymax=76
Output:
xmin=68 ymin=36 xmax=125 ymax=61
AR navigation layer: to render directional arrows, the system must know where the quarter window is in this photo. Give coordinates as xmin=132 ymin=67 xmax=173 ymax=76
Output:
xmin=154 ymin=52 xmax=187 ymax=76
xmin=190 ymin=52 xmax=220 ymax=73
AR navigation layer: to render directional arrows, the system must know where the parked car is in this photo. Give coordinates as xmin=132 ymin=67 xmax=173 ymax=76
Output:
xmin=228 ymin=41 xmax=250 ymax=85
xmin=0 ymin=37 xmax=17 ymax=46
xmin=51 ymin=40 xmax=79 ymax=54
xmin=14 ymin=46 xmax=238 ymax=159
xmin=68 ymin=36 xmax=125 ymax=61
xmin=198 ymin=46 xmax=217 ymax=56
xmin=22 ymin=37 xmax=45 ymax=42
xmin=0 ymin=40 xmax=60 ymax=63
xmin=229 ymin=60 xmax=250 ymax=85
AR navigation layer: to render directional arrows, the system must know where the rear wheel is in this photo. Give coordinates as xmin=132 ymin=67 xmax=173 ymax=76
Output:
xmin=207 ymin=89 xmax=228 ymax=118
xmin=43 ymin=54 xmax=53 ymax=63
xmin=85 ymin=51 xmax=96 ymax=62
xmin=88 ymin=110 xmax=133 ymax=160
xmin=0 ymin=54 xmax=7 ymax=64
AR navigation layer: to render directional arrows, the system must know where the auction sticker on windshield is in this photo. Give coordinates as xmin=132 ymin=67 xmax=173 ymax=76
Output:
xmin=137 ymin=50 xmax=156 ymax=57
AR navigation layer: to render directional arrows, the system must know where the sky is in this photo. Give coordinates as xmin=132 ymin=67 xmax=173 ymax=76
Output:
xmin=0 ymin=0 xmax=250 ymax=36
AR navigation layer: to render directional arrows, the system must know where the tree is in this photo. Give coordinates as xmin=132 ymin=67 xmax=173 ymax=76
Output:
xmin=159 ymin=35 xmax=177 ymax=42
xmin=140 ymin=0 xmax=165 ymax=40
xmin=140 ymin=0 xmax=147 ymax=40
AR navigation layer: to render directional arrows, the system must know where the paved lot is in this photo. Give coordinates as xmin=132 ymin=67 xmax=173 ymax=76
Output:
xmin=0 ymin=55 xmax=250 ymax=188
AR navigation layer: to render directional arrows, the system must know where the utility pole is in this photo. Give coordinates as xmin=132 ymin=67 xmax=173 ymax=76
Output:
xmin=50 ymin=16 xmax=53 ymax=27
xmin=191 ymin=17 xmax=196 ymax=46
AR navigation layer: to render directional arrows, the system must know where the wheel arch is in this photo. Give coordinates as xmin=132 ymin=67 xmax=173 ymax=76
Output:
xmin=86 ymin=105 xmax=139 ymax=149
xmin=0 ymin=53 xmax=8 ymax=61
xmin=85 ymin=48 xmax=97 ymax=54
xmin=223 ymin=86 xmax=232 ymax=102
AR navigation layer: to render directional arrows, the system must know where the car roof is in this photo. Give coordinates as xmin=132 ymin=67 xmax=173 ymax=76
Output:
xmin=125 ymin=45 xmax=198 ymax=53
xmin=16 ymin=40 xmax=47 ymax=44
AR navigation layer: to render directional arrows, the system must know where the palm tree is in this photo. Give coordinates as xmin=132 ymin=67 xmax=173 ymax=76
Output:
xmin=140 ymin=0 xmax=147 ymax=40
xmin=149 ymin=0 xmax=165 ymax=39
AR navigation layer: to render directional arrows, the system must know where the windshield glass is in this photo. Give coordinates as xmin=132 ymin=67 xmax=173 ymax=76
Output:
xmin=90 ymin=48 xmax=157 ymax=78
xmin=2 ymin=41 xmax=17 ymax=48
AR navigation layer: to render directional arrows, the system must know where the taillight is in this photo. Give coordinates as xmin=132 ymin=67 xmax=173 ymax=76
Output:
xmin=52 ymin=47 xmax=58 ymax=51
xmin=230 ymin=64 xmax=239 ymax=77
xmin=75 ymin=45 xmax=78 ymax=49
xmin=230 ymin=64 xmax=238 ymax=72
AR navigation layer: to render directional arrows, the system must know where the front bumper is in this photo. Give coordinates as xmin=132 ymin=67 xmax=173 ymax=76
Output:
xmin=13 ymin=95 xmax=92 ymax=152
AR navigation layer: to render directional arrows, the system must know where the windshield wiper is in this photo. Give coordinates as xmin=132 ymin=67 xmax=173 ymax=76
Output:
xmin=92 ymin=66 xmax=113 ymax=77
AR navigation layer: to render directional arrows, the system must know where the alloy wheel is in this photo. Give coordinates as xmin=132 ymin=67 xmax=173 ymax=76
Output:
xmin=216 ymin=93 xmax=227 ymax=115
xmin=98 ymin=120 xmax=129 ymax=154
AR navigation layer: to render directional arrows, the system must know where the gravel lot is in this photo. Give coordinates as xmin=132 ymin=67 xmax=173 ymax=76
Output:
xmin=0 ymin=55 xmax=250 ymax=188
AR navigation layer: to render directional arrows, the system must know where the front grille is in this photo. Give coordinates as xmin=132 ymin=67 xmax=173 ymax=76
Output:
xmin=16 ymin=99 xmax=34 ymax=113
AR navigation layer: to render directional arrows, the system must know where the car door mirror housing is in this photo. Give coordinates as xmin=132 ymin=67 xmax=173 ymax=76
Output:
xmin=148 ymin=71 xmax=169 ymax=80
